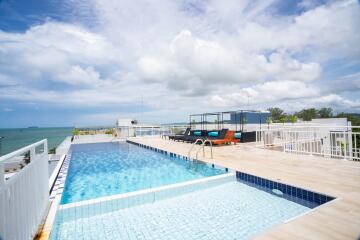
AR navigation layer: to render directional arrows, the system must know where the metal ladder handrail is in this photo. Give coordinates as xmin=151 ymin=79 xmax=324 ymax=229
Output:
xmin=195 ymin=142 xmax=204 ymax=160
xmin=188 ymin=138 xmax=204 ymax=160
xmin=195 ymin=139 xmax=213 ymax=159
xmin=203 ymin=139 xmax=213 ymax=159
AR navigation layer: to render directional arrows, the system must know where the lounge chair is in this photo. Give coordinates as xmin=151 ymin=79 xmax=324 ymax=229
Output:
xmin=184 ymin=129 xmax=229 ymax=143
xmin=241 ymin=131 xmax=256 ymax=142
xmin=209 ymin=130 xmax=236 ymax=145
xmin=169 ymin=128 xmax=191 ymax=141
xmin=233 ymin=131 xmax=242 ymax=144
xmin=181 ymin=130 xmax=208 ymax=143
xmin=203 ymin=129 xmax=228 ymax=142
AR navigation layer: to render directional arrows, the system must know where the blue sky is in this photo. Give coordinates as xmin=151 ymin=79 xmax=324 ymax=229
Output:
xmin=0 ymin=0 xmax=359 ymax=128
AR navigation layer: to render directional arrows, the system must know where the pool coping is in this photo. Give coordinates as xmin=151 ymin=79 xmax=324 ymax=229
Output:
xmin=36 ymin=153 xmax=71 ymax=240
xmin=48 ymin=154 xmax=66 ymax=193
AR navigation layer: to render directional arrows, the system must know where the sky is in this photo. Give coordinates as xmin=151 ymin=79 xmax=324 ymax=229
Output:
xmin=0 ymin=0 xmax=359 ymax=128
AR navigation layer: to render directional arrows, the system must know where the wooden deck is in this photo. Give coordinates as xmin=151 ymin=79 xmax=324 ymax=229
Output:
xmin=129 ymin=137 xmax=360 ymax=240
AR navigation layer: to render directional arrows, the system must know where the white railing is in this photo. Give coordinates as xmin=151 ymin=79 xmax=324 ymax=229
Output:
xmin=256 ymin=126 xmax=360 ymax=161
xmin=0 ymin=139 xmax=49 ymax=240
xmin=159 ymin=125 xmax=189 ymax=136
xmin=133 ymin=125 xmax=189 ymax=137
xmin=135 ymin=126 xmax=161 ymax=137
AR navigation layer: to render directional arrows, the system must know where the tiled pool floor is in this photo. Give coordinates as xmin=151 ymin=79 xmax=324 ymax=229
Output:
xmin=51 ymin=181 xmax=310 ymax=240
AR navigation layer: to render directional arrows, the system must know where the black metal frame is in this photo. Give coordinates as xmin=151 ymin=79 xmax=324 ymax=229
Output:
xmin=189 ymin=110 xmax=266 ymax=131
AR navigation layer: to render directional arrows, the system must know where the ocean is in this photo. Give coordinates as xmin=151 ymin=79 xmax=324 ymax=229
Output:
xmin=0 ymin=127 xmax=73 ymax=156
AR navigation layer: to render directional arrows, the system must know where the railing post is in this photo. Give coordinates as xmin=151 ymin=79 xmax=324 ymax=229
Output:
xmin=44 ymin=140 xmax=48 ymax=155
xmin=0 ymin=162 xmax=4 ymax=187
xmin=30 ymin=147 xmax=36 ymax=162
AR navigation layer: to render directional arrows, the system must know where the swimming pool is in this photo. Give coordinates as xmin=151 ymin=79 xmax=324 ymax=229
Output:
xmin=51 ymin=141 xmax=335 ymax=240
xmin=61 ymin=142 xmax=226 ymax=204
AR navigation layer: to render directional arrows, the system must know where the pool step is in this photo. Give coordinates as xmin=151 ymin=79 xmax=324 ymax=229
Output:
xmin=58 ymin=173 xmax=235 ymax=221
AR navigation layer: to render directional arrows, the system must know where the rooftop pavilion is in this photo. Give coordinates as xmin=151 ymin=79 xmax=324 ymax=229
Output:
xmin=189 ymin=109 xmax=270 ymax=132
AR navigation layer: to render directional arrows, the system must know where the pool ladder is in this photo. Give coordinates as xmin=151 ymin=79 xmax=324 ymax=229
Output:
xmin=187 ymin=138 xmax=213 ymax=160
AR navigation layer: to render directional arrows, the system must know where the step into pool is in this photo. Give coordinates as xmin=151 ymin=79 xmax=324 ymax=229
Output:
xmin=52 ymin=179 xmax=312 ymax=240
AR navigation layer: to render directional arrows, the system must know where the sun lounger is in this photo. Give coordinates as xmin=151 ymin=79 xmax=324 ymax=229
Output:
xmin=209 ymin=130 xmax=236 ymax=145
xmin=181 ymin=130 xmax=208 ymax=142
xmin=169 ymin=128 xmax=191 ymax=141
xmin=183 ymin=129 xmax=229 ymax=143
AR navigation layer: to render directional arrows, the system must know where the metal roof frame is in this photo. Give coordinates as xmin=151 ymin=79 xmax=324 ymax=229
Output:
xmin=189 ymin=109 xmax=269 ymax=131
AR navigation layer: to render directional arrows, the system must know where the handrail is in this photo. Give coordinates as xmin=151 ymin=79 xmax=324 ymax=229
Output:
xmin=203 ymin=139 xmax=213 ymax=159
xmin=0 ymin=139 xmax=49 ymax=240
xmin=196 ymin=139 xmax=214 ymax=159
xmin=255 ymin=125 xmax=359 ymax=131
xmin=0 ymin=139 xmax=47 ymax=162
xmin=256 ymin=127 xmax=360 ymax=161
xmin=195 ymin=142 xmax=203 ymax=160
xmin=188 ymin=138 xmax=204 ymax=160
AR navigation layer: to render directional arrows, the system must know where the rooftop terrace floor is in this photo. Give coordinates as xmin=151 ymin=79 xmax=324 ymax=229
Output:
xmin=128 ymin=137 xmax=360 ymax=240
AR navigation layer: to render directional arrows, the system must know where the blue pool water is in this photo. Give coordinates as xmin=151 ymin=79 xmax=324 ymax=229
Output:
xmin=52 ymin=181 xmax=311 ymax=240
xmin=61 ymin=142 xmax=226 ymax=204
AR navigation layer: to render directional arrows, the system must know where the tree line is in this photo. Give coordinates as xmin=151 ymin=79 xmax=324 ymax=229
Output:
xmin=267 ymin=107 xmax=360 ymax=126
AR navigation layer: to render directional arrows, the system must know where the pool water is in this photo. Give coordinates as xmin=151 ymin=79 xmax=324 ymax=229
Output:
xmin=52 ymin=181 xmax=310 ymax=240
xmin=61 ymin=142 xmax=226 ymax=204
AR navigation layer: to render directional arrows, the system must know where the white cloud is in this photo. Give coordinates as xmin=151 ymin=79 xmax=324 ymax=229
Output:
xmin=307 ymin=94 xmax=360 ymax=109
xmin=0 ymin=0 xmax=359 ymax=125
xmin=209 ymin=80 xmax=319 ymax=107
xmin=137 ymin=30 xmax=322 ymax=96
xmin=56 ymin=66 xmax=102 ymax=86
xmin=0 ymin=22 xmax=118 ymax=85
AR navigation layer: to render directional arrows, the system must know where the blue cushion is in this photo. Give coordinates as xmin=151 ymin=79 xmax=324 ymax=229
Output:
xmin=194 ymin=131 xmax=201 ymax=136
xmin=208 ymin=131 xmax=219 ymax=137
xmin=234 ymin=132 xmax=242 ymax=139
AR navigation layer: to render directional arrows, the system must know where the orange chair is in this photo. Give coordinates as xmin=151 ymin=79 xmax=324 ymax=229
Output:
xmin=210 ymin=131 xmax=237 ymax=146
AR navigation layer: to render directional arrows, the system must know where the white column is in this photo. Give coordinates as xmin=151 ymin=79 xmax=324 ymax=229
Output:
xmin=44 ymin=140 xmax=48 ymax=155
xmin=30 ymin=147 xmax=36 ymax=162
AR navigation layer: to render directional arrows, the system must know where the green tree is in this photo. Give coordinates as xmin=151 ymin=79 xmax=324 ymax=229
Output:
xmin=288 ymin=115 xmax=298 ymax=124
xmin=267 ymin=107 xmax=284 ymax=121
xmin=296 ymin=108 xmax=317 ymax=121
xmin=105 ymin=128 xmax=114 ymax=135
xmin=336 ymin=113 xmax=360 ymax=131
xmin=72 ymin=128 xmax=80 ymax=135
xmin=317 ymin=107 xmax=333 ymax=118
xmin=279 ymin=115 xmax=287 ymax=124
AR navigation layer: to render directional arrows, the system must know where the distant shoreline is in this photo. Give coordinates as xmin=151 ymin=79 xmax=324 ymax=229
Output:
xmin=0 ymin=126 xmax=74 ymax=130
